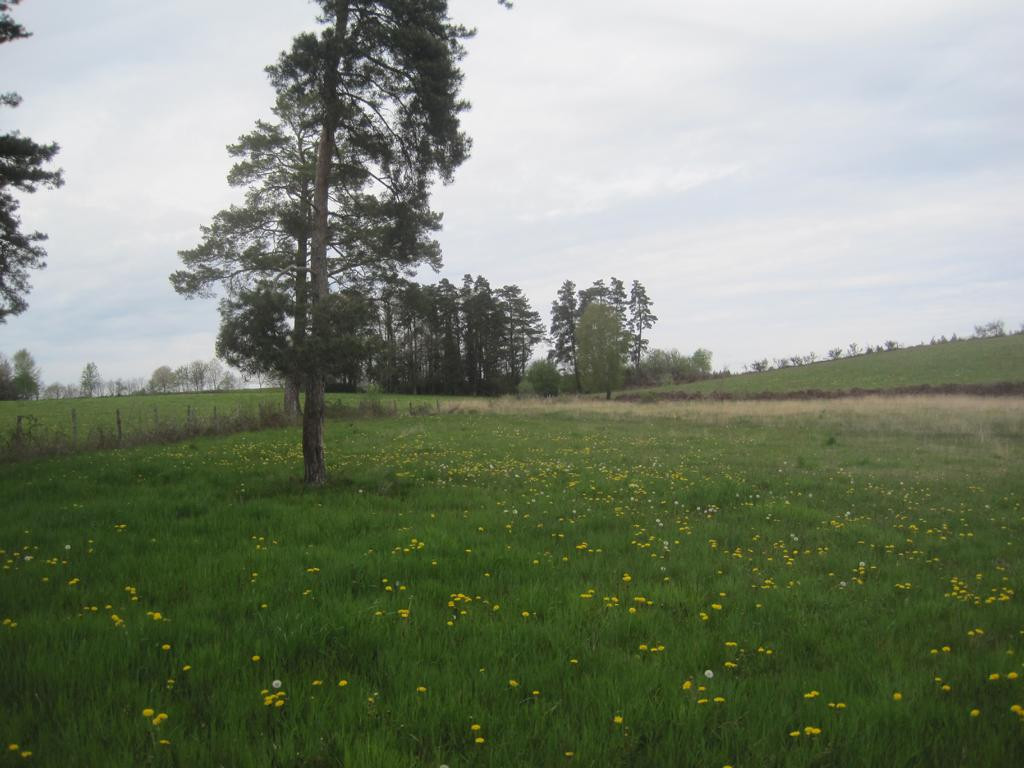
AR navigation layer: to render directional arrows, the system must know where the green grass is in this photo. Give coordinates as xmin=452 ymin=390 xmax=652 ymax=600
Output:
xmin=0 ymin=390 xmax=461 ymax=449
xmin=1 ymin=397 xmax=1023 ymax=766
xmin=627 ymin=335 xmax=1024 ymax=397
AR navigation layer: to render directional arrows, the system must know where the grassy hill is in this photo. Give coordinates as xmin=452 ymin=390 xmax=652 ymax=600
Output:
xmin=625 ymin=334 xmax=1024 ymax=398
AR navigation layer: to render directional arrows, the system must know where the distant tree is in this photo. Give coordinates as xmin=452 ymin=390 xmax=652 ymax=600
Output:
xmin=973 ymin=320 xmax=1005 ymax=339
xmin=206 ymin=358 xmax=225 ymax=390
xmin=847 ymin=343 xmax=860 ymax=357
xmin=42 ymin=381 xmax=61 ymax=399
xmin=218 ymin=370 xmax=239 ymax=391
xmin=750 ymin=358 xmax=769 ymax=373
xmin=550 ymin=280 xmax=581 ymax=392
xmin=607 ymin=277 xmax=628 ymax=326
xmin=692 ymin=348 xmax=713 ymax=375
xmin=0 ymin=351 xmax=15 ymax=399
xmin=576 ymin=279 xmax=608 ymax=316
xmin=173 ymin=365 xmax=189 ymax=392
xmin=80 ymin=362 xmax=101 ymax=397
xmin=883 ymin=340 xmax=900 ymax=351
xmin=148 ymin=365 xmax=177 ymax=394
xmin=577 ymin=303 xmax=627 ymax=400
xmin=186 ymin=360 xmax=211 ymax=392
xmin=524 ymin=359 xmax=560 ymax=397
xmin=827 ymin=347 xmax=843 ymax=360
xmin=11 ymin=347 xmax=39 ymax=399
xmin=627 ymin=280 xmax=657 ymax=372
xmin=0 ymin=0 xmax=64 ymax=321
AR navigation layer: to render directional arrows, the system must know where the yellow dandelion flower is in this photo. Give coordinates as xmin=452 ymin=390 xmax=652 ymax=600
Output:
xmin=142 ymin=708 xmax=154 ymax=718
xmin=613 ymin=715 xmax=623 ymax=724
xmin=338 ymin=679 xmax=348 ymax=687
xmin=892 ymin=692 xmax=903 ymax=701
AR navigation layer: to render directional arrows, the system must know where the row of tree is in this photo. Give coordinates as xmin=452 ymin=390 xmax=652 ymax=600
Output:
xmin=0 ymin=353 xmax=245 ymax=401
xmin=745 ymin=319 xmax=1023 ymax=373
xmin=368 ymin=276 xmax=545 ymax=396
xmin=548 ymin=277 xmax=657 ymax=391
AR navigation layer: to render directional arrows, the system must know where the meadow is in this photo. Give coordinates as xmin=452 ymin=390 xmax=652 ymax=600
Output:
xmin=1 ymin=396 xmax=1023 ymax=766
xmin=627 ymin=334 xmax=1024 ymax=397
xmin=0 ymin=390 xmax=465 ymax=459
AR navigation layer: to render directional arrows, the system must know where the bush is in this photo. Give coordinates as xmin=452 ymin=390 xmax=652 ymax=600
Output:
xmin=524 ymin=360 xmax=560 ymax=397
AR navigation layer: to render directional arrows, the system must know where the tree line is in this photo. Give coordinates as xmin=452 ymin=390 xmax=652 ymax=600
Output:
xmin=0 ymin=352 xmax=247 ymax=401
xmin=744 ymin=319 xmax=1023 ymax=374
xmin=547 ymin=276 xmax=658 ymax=394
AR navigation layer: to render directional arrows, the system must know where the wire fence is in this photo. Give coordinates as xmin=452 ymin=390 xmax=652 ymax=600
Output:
xmin=0 ymin=396 xmax=444 ymax=462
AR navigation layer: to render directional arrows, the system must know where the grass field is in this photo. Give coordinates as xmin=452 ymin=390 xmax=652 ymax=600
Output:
xmin=626 ymin=334 xmax=1024 ymax=398
xmin=2 ymin=397 xmax=1023 ymax=766
xmin=0 ymin=390 xmax=466 ymax=457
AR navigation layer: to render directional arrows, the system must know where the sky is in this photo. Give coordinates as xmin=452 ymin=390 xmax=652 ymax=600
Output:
xmin=2 ymin=0 xmax=1022 ymax=385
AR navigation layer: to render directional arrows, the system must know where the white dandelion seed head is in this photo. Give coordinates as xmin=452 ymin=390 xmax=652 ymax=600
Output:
xmin=271 ymin=679 xmax=282 ymax=689
xmin=64 ymin=544 xmax=72 ymax=550
xmin=704 ymin=669 xmax=714 ymax=679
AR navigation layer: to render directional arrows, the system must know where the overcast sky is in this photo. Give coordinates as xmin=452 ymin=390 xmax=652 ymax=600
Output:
xmin=3 ymin=0 xmax=1022 ymax=384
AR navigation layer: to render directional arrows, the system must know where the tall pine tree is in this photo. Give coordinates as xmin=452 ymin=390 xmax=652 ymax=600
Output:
xmin=628 ymin=280 xmax=657 ymax=371
xmin=0 ymin=1 xmax=63 ymax=321
xmin=549 ymin=280 xmax=581 ymax=392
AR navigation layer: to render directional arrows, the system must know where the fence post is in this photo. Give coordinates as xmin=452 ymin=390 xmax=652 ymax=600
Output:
xmin=393 ymin=400 xmax=398 ymax=415
xmin=116 ymin=409 xmax=123 ymax=445
xmin=71 ymin=408 xmax=78 ymax=449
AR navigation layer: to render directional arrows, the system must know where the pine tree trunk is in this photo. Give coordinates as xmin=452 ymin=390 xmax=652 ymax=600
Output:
xmin=302 ymin=375 xmax=326 ymax=485
xmin=284 ymin=378 xmax=301 ymax=418
xmin=303 ymin=116 xmax=336 ymax=485
xmin=302 ymin=3 xmax=347 ymax=485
